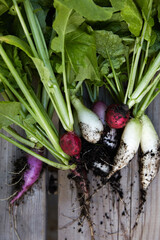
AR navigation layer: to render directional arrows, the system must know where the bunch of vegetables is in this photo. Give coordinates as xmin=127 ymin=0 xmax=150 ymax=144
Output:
xmin=0 ymin=0 xmax=160 ymax=238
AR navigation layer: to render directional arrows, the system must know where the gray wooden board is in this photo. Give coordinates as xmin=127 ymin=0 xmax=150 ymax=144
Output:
xmin=58 ymin=94 xmax=160 ymax=240
xmin=0 ymin=128 xmax=47 ymax=240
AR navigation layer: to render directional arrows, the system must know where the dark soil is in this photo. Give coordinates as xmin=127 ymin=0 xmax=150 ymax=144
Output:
xmin=11 ymin=156 xmax=27 ymax=192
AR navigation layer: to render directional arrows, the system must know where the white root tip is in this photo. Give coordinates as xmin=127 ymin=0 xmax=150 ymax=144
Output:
xmin=110 ymin=118 xmax=142 ymax=175
xmin=140 ymin=151 xmax=160 ymax=190
xmin=140 ymin=114 xmax=160 ymax=190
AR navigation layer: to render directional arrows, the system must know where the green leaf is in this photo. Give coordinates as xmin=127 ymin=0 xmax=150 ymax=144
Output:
xmin=65 ymin=28 xmax=100 ymax=82
xmin=0 ymin=35 xmax=33 ymax=57
xmin=52 ymin=1 xmax=100 ymax=83
xmin=95 ymin=30 xmax=127 ymax=72
xmin=55 ymin=0 xmax=114 ymax=21
xmin=148 ymin=30 xmax=160 ymax=55
xmin=0 ymin=0 xmax=12 ymax=16
xmin=135 ymin=0 xmax=151 ymax=19
xmin=52 ymin=1 xmax=73 ymax=53
xmin=110 ymin=0 xmax=143 ymax=36
xmin=23 ymin=114 xmax=36 ymax=125
xmin=0 ymin=101 xmax=21 ymax=128
xmin=52 ymin=2 xmax=85 ymax=50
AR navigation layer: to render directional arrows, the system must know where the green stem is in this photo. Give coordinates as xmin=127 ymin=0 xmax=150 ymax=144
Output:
xmin=0 ymin=131 xmax=75 ymax=170
xmin=133 ymin=71 xmax=160 ymax=104
xmin=124 ymin=2 xmax=152 ymax=103
xmin=107 ymin=51 xmax=124 ymax=101
xmin=104 ymin=75 xmax=121 ymax=102
xmin=135 ymin=81 xmax=158 ymax=118
xmin=104 ymin=83 xmax=117 ymax=103
xmin=93 ymin=85 xmax=98 ymax=102
xmin=0 ymin=73 xmax=36 ymax=117
xmin=4 ymin=86 xmax=17 ymax=101
xmin=127 ymin=53 xmax=160 ymax=108
xmin=47 ymin=100 xmax=54 ymax=119
xmin=12 ymin=0 xmax=38 ymax=58
xmin=137 ymin=40 xmax=150 ymax=85
xmin=23 ymin=0 xmax=48 ymax=61
xmin=60 ymin=8 xmax=73 ymax=129
xmin=84 ymin=82 xmax=94 ymax=103
xmin=1 ymin=91 xmax=9 ymax=101
xmin=62 ymin=47 xmax=74 ymax=128
xmin=23 ymin=0 xmax=72 ymax=131
xmin=3 ymin=126 xmax=35 ymax=148
xmin=71 ymin=80 xmax=84 ymax=96
xmin=2 ymin=113 xmax=69 ymax=164
xmin=0 ymin=45 xmax=66 ymax=157
xmin=125 ymin=48 xmax=130 ymax=78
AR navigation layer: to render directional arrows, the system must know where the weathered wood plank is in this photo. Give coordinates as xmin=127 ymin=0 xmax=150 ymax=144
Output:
xmin=0 ymin=129 xmax=46 ymax=240
xmin=58 ymin=94 xmax=160 ymax=240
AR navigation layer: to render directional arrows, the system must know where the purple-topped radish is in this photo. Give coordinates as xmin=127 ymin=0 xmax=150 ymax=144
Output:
xmin=105 ymin=104 xmax=130 ymax=129
xmin=10 ymin=149 xmax=43 ymax=205
xmin=92 ymin=101 xmax=107 ymax=125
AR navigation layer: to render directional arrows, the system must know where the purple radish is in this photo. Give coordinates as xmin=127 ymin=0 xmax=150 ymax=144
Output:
xmin=92 ymin=101 xmax=107 ymax=125
xmin=10 ymin=149 xmax=43 ymax=204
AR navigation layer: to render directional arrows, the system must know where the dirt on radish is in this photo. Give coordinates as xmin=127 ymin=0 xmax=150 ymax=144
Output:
xmin=65 ymin=125 xmax=126 ymax=238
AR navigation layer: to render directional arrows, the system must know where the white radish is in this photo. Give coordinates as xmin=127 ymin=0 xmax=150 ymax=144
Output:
xmin=133 ymin=115 xmax=160 ymax=229
xmin=71 ymin=96 xmax=104 ymax=143
xmin=107 ymin=118 xmax=142 ymax=179
xmin=139 ymin=114 xmax=160 ymax=191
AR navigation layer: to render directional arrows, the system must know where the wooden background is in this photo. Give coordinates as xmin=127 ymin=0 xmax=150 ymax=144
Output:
xmin=0 ymin=94 xmax=160 ymax=240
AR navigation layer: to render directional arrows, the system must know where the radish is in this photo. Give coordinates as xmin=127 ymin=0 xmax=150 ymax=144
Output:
xmin=140 ymin=114 xmax=160 ymax=191
xmin=92 ymin=101 xmax=107 ymax=125
xmin=105 ymin=104 xmax=130 ymax=129
xmin=60 ymin=131 xmax=82 ymax=157
xmin=133 ymin=115 xmax=160 ymax=229
xmin=92 ymin=101 xmax=119 ymax=151
xmin=71 ymin=96 xmax=104 ymax=143
xmin=91 ymin=101 xmax=119 ymax=172
xmin=107 ymin=118 xmax=142 ymax=179
xmin=10 ymin=149 xmax=43 ymax=204
xmin=102 ymin=128 xmax=119 ymax=152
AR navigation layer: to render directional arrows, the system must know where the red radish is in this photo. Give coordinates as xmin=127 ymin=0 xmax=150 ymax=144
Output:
xmin=105 ymin=104 xmax=130 ymax=129
xmin=60 ymin=131 xmax=81 ymax=157
xmin=10 ymin=149 xmax=43 ymax=204
xmin=92 ymin=101 xmax=107 ymax=125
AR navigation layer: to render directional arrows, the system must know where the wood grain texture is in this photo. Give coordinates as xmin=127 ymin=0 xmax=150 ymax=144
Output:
xmin=58 ymin=94 xmax=160 ymax=240
xmin=0 ymin=129 xmax=46 ymax=240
